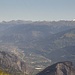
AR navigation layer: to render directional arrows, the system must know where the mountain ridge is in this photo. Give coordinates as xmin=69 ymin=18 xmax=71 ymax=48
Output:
xmin=36 ymin=61 xmax=75 ymax=75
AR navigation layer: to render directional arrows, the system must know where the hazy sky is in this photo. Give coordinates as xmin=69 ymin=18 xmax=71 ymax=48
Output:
xmin=0 ymin=0 xmax=75 ymax=21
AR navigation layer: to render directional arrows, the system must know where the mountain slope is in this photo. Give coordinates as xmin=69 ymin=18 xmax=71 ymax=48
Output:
xmin=0 ymin=20 xmax=75 ymax=74
xmin=36 ymin=61 xmax=75 ymax=75
xmin=35 ymin=28 xmax=75 ymax=64
xmin=0 ymin=50 xmax=27 ymax=75
xmin=0 ymin=69 xmax=10 ymax=75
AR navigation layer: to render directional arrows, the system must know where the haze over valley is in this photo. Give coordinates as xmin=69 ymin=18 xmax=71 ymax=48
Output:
xmin=0 ymin=20 xmax=75 ymax=74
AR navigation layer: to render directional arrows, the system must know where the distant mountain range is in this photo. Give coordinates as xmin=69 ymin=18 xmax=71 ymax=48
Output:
xmin=0 ymin=20 xmax=75 ymax=74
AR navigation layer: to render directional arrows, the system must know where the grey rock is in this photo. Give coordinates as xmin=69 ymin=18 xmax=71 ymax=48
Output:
xmin=0 ymin=51 xmax=27 ymax=75
xmin=36 ymin=61 xmax=75 ymax=75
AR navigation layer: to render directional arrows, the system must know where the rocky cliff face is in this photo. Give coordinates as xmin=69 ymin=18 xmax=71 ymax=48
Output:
xmin=0 ymin=50 xmax=27 ymax=75
xmin=36 ymin=61 xmax=75 ymax=75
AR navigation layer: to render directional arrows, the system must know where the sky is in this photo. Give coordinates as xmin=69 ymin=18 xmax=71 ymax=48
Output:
xmin=0 ymin=0 xmax=75 ymax=21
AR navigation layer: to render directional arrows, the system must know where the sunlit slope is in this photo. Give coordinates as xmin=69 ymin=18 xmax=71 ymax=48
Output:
xmin=36 ymin=28 xmax=75 ymax=64
xmin=0 ymin=51 xmax=27 ymax=75
xmin=0 ymin=69 xmax=10 ymax=75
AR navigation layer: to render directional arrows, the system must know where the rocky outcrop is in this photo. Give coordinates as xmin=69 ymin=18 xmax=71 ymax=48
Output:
xmin=36 ymin=61 xmax=75 ymax=75
xmin=0 ymin=51 xmax=27 ymax=75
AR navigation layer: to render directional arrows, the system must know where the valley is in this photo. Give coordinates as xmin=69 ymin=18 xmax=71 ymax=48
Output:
xmin=0 ymin=20 xmax=75 ymax=74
